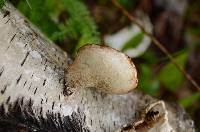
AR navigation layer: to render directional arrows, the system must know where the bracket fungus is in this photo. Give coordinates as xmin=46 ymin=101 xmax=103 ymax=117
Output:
xmin=65 ymin=44 xmax=138 ymax=94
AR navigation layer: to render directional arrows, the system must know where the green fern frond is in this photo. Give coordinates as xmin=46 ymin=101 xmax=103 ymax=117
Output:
xmin=60 ymin=0 xmax=101 ymax=51
xmin=0 ymin=0 xmax=5 ymax=9
xmin=11 ymin=0 xmax=100 ymax=53
xmin=17 ymin=0 xmax=60 ymax=38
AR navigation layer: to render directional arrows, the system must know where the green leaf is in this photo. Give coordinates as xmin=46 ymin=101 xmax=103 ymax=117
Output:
xmin=122 ymin=32 xmax=144 ymax=51
xmin=187 ymin=27 xmax=200 ymax=36
xmin=179 ymin=93 xmax=200 ymax=108
xmin=158 ymin=52 xmax=188 ymax=91
xmin=139 ymin=64 xmax=160 ymax=96
xmin=117 ymin=0 xmax=136 ymax=10
xmin=141 ymin=50 xmax=158 ymax=64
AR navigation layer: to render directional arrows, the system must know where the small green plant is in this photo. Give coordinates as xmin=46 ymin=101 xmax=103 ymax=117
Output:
xmin=158 ymin=51 xmax=188 ymax=91
xmin=17 ymin=0 xmax=60 ymax=38
xmin=58 ymin=0 xmax=101 ymax=51
xmin=14 ymin=0 xmax=100 ymax=53
xmin=0 ymin=0 xmax=5 ymax=9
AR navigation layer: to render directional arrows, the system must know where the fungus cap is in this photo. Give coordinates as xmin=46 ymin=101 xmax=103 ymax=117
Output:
xmin=67 ymin=44 xmax=138 ymax=94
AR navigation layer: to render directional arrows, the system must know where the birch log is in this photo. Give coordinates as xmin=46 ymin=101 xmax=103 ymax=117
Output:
xmin=0 ymin=3 xmax=195 ymax=132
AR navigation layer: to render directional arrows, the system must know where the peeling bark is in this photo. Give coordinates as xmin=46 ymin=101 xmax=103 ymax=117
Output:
xmin=0 ymin=3 xmax=195 ymax=132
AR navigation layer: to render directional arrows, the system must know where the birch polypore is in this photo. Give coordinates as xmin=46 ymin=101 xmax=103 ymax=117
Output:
xmin=66 ymin=45 xmax=138 ymax=94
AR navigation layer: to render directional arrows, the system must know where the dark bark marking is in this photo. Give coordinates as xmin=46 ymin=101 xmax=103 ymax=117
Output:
xmin=16 ymin=74 xmax=22 ymax=85
xmin=5 ymin=19 xmax=10 ymax=24
xmin=44 ymin=59 xmax=47 ymax=64
xmin=3 ymin=10 xmax=10 ymax=18
xmin=52 ymin=102 xmax=55 ymax=110
xmin=83 ymin=114 xmax=86 ymax=123
xmin=81 ymin=98 xmax=83 ymax=103
xmin=41 ymin=98 xmax=43 ymax=104
xmin=21 ymin=52 xmax=29 ymax=66
xmin=31 ymin=73 xmax=34 ymax=78
xmin=58 ymin=95 xmax=60 ymax=100
xmin=0 ymin=98 xmax=89 ymax=131
xmin=10 ymin=34 xmax=16 ymax=43
xmin=40 ymin=107 xmax=43 ymax=115
xmin=6 ymin=96 xmax=11 ymax=104
xmin=44 ymin=65 xmax=47 ymax=71
xmin=0 ymin=66 xmax=4 ymax=77
xmin=1 ymin=84 xmax=8 ymax=94
xmin=0 ymin=104 xmax=5 ymax=116
xmin=20 ymin=97 xmax=24 ymax=106
xmin=23 ymin=81 xmax=27 ymax=87
xmin=42 ymin=79 xmax=46 ymax=86
xmin=90 ymin=119 xmax=92 ymax=126
xmin=6 ymin=33 xmax=16 ymax=51
xmin=58 ymin=78 xmax=62 ymax=83
xmin=28 ymin=98 xmax=33 ymax=108
xmin=33 ymin=87 xmax=38 ymax=95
